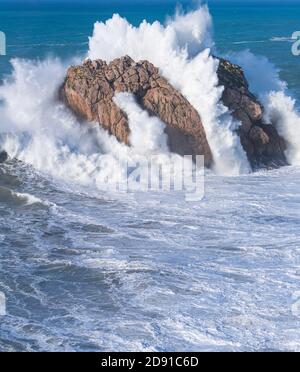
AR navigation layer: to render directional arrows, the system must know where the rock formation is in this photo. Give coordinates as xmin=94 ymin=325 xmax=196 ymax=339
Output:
xmin=217 ymin=58 xmax=287 ymax=168
xmin=60 ymin=55 xmax=287 ymax=170
xmin=60 ymin=56 xmax=213 ymax=167
xmin=0 ymin=151 xmax=8 ymax=163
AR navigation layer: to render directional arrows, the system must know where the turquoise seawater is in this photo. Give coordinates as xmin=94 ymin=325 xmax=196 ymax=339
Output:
xmin=0 ymin=1 xmax=300 ymax=352
xmin=0 ymin=1 xmax=300 ymax=97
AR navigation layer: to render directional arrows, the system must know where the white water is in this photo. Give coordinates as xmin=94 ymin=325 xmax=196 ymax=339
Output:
xmin=0 ymin=5 xmax=300 ymax=352
xmin=1 ymin=159 xmax=300 ymax=351
xmin=0 ymin=185 xmax=47 ymax=206
xmin=228 ymin=50 xmax=300 ymax=166
xmin=0 ymin=6 xmax=299 ymax=182
xmin=113 ymin=92 xmax=169 ymax=154
xmin=88 ymin=7 xmax=249 ymax=175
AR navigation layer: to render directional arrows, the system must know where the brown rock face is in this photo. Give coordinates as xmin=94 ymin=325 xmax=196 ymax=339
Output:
xmin=61 ymin=55 xmax=288 ymax=170
xmin=60 ymin=56 xmax=213 ymax=167
xmin=217 ymin=58 xmax=287 ymax=168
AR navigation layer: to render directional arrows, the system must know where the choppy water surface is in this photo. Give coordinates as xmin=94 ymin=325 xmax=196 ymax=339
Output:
xmin=1 ymin=1 xmax=300 ymax=351
xmin=1 ymin=160 xmax=300 ymax=351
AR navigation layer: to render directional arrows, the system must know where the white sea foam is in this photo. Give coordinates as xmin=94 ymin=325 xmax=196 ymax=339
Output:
xmin=227 ymin=50 xmax=286 ymax=95
xmin=88 ymin=7 xmax=250 ymax=175
xmin=270 ymin=36 xmax=293 ymax=43
xmin=0 ymin=186 xmax=50 ymax=206
xmin=113 ymin=92 xmax=169 ymax=154
xmin=0 ymin=4 xmax=299 ymax=188
xmin=0 ymin=58 xmax=128 ymax=188
xmin=0 ymin=5 xmax=300 ymax=354
xmin=0 ymin=59 xmax=188 ymax=193
xmin=264 ymin=92 xmax=300 ymax=165
xmin=227 ymin=50 xmax=300 ymax=165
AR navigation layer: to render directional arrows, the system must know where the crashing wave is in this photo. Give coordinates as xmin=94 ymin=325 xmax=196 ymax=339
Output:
xmin=0 ymin=5 xmax=299 ymax=192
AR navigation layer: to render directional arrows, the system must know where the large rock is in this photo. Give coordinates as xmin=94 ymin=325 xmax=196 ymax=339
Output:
xmin=60 ymin=55 xmax=288 ymax=170
xmin=217 ymin=58 xmax=287 ymax=168
xmin=60 ymin=56 xmax=213 ymax=167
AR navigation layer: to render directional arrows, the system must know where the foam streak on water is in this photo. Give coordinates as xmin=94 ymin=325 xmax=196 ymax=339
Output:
xmin=0 ymin=4 xmax=300 ymax=352
xmin=1 ymin=161 xmax=300 ymax=351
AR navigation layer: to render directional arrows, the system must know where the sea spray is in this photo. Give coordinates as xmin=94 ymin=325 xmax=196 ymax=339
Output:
xmin=0 ymin=5 xmax=249 ymax=183
xmin=113 ymin=92 xmax=204 ymax=199
xmin=228 ymin=50 xmax=300 ymax=166
xmin=264 ymin=92 xmax=300 ymax=165
xmin=88 ymin=7 xmax=250 ymax=175
xmin=0 ymin=58 xmax=129 ymax=187
xmin=0 ymin=59 xmax=194 ymax=193
xmin=113 ymin=92 xmax=169 ymax=154
xmin=0 ymin=4 xmax=299 ymax=187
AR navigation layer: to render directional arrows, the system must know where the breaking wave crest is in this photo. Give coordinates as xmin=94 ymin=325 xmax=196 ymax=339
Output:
xmin=0 ymin=4 xmax=299 ymax=191
xmin=0 ymin=186 xmax=51 ymax=207
xmin=88 ymin=6 xmax=250 ymax=175
xmin=228 ymin=50 xmax=300 ymax=166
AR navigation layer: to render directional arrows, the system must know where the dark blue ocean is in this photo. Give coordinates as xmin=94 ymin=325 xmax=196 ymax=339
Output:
xmin=1 ymin=1 xmax=300 ymax=97
xmin=0 ymin=1 xmax=300 ymax=352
